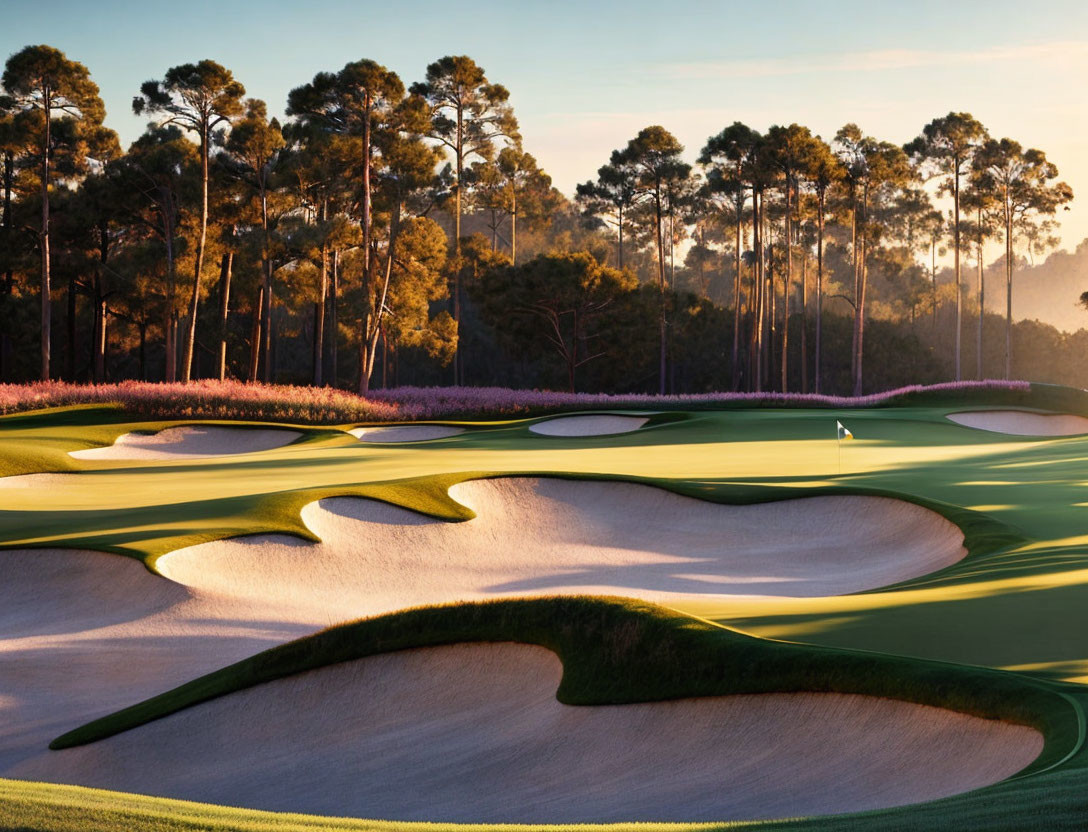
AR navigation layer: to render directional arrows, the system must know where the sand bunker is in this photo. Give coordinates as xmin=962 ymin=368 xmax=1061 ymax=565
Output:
xmin=349 ymin=425 xmax=465 ymax=442
xmin=0 ymin=548 xmax=312 ymax=776
xmin=529 ymin=414 xmax=649 ymax=436
xmin=156 ymin=478 xmax=966 ymax=621
xmin=16 ymin=643 xmax=1042 ymax=822
xmin=69 ymin=426 xmax=301 ymax=460
xmin=947 ymin=410 xmax=1088 ymax=436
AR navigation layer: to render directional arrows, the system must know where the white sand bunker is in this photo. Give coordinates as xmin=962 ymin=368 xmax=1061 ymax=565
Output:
xmin=69 ymin=426 xmax=301 ymax=460
xmin=0 ymin=548 xmax=311 ymax=775
xmin=349 ymin=425 xmax=464 ymax=442
xmin=529 ymin=414 xmax=649 ymax=436
xmin=157 ymin=478 xmax=966 ymax=621
xmin=19 ymin=643 xmax=1042 ymax=822
xmin=947 ymin=410 xmax=1088 ymax=436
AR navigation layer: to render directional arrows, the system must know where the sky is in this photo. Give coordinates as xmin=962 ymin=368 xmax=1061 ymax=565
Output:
xmin=5 ymin=0 xmax=1088 ymax=251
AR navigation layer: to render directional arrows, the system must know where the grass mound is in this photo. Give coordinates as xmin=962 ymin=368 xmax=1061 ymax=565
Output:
xmin=50 ymin=596 xmax=1079 ymax=783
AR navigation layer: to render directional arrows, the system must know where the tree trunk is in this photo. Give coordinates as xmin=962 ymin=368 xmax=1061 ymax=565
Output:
xmin=976 ymin=206 xmax=984 ymax=380
xmin=164 ymin=213 xmax=177 ymax=383
xmin=40 ymin=90 xmax=52 ymax=381
xmin=750 ymin=190 xmax=763 ymax=392
xmin=381 ymin=326 xmax=388 ymax=389
xmin=216 ymin=251 xmax=233 ymax=380
xmin=800 ymin=229 xmax=808 ymax=393
xmin=0 ymin=149 xmax=13 ymax=381
xmin=314 ymin=233 xmax=328 ymax=387
xmin=181 ymin=122 xmax=211 ymax=383
xmin=91 ymin=225 xmax=109 ymax=383
xmin=655 ymin=192 xmax=667 ymax=396
xmin=1004 ymin=191 xmax=1013 ymax=378
xmin=953 ymin=164 xmax=962 ymax=381
xmin=849 ymin=191 xmax=859 ymax=382
xmin=139 ymin=321 xmax=147 ymax=381
xmin=511 ymin=190 xmax=517 ymax=265
xmin=731 ymin=206 xmax=742 ymax=389
xmin=780 ymin=178 xmax=791 ymax=393
xmin=248 ymin=285 xmax=263 ymax=383
xmin=260 ymin=189 xmax=273 ymax=383
xmin=768 ymin=222 xmax=776 ymax=388
xmin=931 ymin=239 xmax=938 ymax=323
xmin=452 ymin=101 xmax=464 ymax=385
xmin=66 ymin=274 xmax=77 ymax=380
xmin=361 ymin=201 xmax=403 ymax=392
xmin=95 ymin=299 xmax=108 ymax=382
xmin=815 ymin=191 xmax=825 ymax=394
xmin=617 ymin=202 xmax=623 ymax=269
xmin=91 ymin=294 xmax=102 ymax=383
xmin=330 ymin=249 xmax=339 ymax=387
xmin=853 ymin=224 xmax=868 ymax=397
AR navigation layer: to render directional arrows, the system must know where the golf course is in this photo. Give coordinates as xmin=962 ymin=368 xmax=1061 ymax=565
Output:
xmin=3 ymin=381 xmax=1088 ymax=830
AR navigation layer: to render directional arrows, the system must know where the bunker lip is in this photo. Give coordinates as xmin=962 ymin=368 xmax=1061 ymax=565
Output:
xmin=20 ymin=643 xmax=1043 ymax=823
xmin=155 ymin=477 xmax=968 ymax=620
xmin=529 ymin=414 xmax=649 ymax=436
xmin=68 ymin=426 xmax=302 ymax=460
xmin=946 ymin=410 xmax=1088 ymax=437
xmin=349 ymin=425 xmax=465 ymax=442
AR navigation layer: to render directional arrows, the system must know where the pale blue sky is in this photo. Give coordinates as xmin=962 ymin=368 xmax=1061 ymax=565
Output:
xmin=5 ymin=0 xmax=1088 ymax=248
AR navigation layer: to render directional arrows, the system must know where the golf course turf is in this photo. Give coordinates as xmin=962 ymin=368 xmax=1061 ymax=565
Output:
xmin=4 ymin=382 xmax=1088 ymax=828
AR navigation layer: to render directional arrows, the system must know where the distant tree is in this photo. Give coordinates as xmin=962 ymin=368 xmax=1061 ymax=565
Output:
xmin=0 ymin=93 xmax=24 ymax=380
xmin=905 ymin=112 xmax=988 ymax=381
xmin=700 ymin=122 xmax=761 ymax=389
xmin=960 ymin=180 xmax=1000 ymax=378
xmin=280 ymin=122 xmax=357 ymax=386
xmin=410 ymin=56 xmax=519 ymax=383
xmin=973 ymin=138 xmax=1074 ymax=377
xmin=62 ymin=156 xmax=127 ymax=383
xmin=3 ymin=44 xmax=107 ymax=380
xmin=109 ymin=126 xmax=198 ymax=381
xmin=288 ymin=60 xmax=433 ymax=392
xmin=467 ymin=144 xmax=552 ymax=264
xmin=577 ymin=150 xmax=640 ymax=269
xmin=134 ymin=60 xmax=245 ymax=382
xmin=354 ymin=113 xmax=447 ymax=391
xmin=219 ymin=99 xmax=285 ymax=381
xmin=476 ymin=250 xmax=637 ymax=391
xmin=836 ymin=125 xmax=914 ymax=394
xmin=799 ymin=135 xmax=841 ymax=393
xmin=622 ymin=126 xmax=691 ymax=394
xmin=765 ymin=123 xmax=819 ymax=391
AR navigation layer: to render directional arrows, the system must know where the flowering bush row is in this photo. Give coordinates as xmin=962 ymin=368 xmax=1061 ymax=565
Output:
xmin=0 ymin=379 xmax=1037 ymax=424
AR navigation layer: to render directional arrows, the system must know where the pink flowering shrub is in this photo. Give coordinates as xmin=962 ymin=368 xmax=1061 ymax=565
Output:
xmin=0 ymin=379 xmax=1037 ymax=424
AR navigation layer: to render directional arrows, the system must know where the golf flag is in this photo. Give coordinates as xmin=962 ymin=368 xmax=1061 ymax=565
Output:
xmin=836 ymin=421 xmax=853 ymax=441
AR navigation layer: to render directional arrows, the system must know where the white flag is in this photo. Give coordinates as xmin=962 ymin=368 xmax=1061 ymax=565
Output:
xmin=836 ymin=421 xmax=853 ymax=441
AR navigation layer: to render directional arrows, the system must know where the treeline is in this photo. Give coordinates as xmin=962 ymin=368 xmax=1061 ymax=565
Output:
xmin=0 ymin=45 xmax=1076 ymax=395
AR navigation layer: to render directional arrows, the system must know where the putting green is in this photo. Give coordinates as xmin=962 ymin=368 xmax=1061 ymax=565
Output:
xmin=4 ymin=387 xmax=1088 ymax=829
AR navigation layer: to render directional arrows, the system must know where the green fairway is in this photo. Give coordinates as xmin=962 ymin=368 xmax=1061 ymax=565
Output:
xmin=5 ymin=388 xmax=1088 ymax=829
xmin=3 ymin=399 xmax=1088 ymax=676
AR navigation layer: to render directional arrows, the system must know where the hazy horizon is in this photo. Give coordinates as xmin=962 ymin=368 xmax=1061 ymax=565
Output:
xmin=5 ymin=0 xmax=1088 ymax=253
